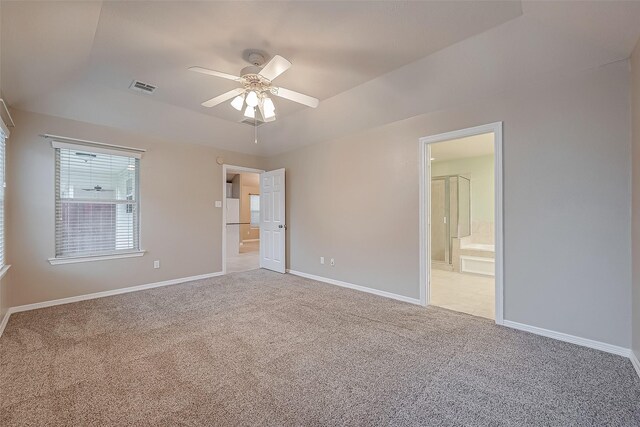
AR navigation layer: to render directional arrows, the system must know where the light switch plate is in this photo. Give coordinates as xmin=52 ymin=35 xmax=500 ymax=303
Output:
xmin=215 ymin=201 xmax=222 ymax=208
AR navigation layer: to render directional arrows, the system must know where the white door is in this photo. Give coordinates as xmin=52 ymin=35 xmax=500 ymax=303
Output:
xmin=260 ymin=168 xmax=286 ymax=273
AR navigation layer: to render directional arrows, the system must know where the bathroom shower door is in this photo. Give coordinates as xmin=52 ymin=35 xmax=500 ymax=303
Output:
xmin=431 ymin=178 xmax=448 ymax=263
xmin=458 ymin=176 xmax=471 ymax=237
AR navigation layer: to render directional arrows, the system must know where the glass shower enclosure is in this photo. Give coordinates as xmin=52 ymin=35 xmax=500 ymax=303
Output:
xmin=431 ymin=175 xmax=471 ymax=266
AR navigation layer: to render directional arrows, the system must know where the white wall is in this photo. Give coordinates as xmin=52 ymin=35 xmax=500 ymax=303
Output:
xmin=268 ymin=59 xmax=631 ymax=348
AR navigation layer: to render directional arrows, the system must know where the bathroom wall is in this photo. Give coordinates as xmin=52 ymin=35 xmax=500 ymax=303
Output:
xmin=431 ymin=154 xmax=494 ymax=243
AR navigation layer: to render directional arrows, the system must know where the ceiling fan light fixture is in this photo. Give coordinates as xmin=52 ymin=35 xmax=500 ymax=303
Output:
xmin=263 ymin=109 xmax=275 ymax=120
xmin=263 ymin=97 xmax=275 ymax=113
xmin=231 ymin=94 xmax=245 ymax=111
xmin=189 ymin=53 xmax=319 ymax=129
xmin=245 ymin=91 xmax=259 ymax=107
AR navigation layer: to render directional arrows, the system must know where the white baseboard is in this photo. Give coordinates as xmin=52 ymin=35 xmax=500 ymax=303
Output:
xmin=287 ymin=269 xmax=422 ymax=305
xmin=0 ymin=271 xmax=223 ymax=337
xmin=0 ymin=310 xmax=10 ymax=338
xmin=502 ymin=320 xmax=630 ymax=358
xmin=631 ymin=351 xmax=640 ymax=379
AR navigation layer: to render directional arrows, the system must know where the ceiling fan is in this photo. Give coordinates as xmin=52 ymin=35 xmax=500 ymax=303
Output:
xmin=82 ymin=185 xmax=114 ymax=192
xmin=189 ymin=52 xmax=319 ymax=122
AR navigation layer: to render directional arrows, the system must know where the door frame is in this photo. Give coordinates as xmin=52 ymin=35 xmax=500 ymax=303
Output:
xmin=418 ymin=122 xmax=504 ymax=324
xmin=221 ymin=164 xmax=265 ymax=275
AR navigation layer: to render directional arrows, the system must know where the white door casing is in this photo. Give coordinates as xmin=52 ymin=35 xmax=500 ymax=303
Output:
xmin=419 ymin=122 xmax=504 ymax=324
xmin=260 ymin=168 xmax=286 ymax=273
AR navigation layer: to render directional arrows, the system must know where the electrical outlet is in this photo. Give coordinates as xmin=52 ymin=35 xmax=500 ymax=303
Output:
xmin=153 ymin=260 xmax=160 ymax=269
xmin=320 ymin=257 xmax=325 ymax=265
xmin=215 ymin=201 xmax=222 ymax=208
xmin=330 ymin=258 xmax=335 ymax=266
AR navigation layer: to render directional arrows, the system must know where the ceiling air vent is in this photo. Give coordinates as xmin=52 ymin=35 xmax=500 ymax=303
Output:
xmin=129 ymin=80 xmax=157 ymax=94
xmin=240 ymin=117 xmax=264 ymax=126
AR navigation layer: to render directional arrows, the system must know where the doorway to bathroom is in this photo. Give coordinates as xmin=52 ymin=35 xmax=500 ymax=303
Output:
xmin=419 ymin=123 xmax=504 ymax=323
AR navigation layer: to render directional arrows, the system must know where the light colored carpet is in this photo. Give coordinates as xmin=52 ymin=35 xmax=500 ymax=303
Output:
xmin=1 ymin=269 xmax=639 ymax=426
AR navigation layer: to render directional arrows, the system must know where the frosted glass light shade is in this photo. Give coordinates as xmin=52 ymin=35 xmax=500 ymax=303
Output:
xmin=263 ymin=107 xmax=275 ymax=119
xmin=245 ymin=91 xmax=259 ymax=107
xmin=231 ymin=94 xmax=245 ymax=111
xmin=263 ymin=97 xmax=275 ymax=113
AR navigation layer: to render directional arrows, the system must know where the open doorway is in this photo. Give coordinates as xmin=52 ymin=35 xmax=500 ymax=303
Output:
xmin=222 ymin=165 xmax=265 ymax=274
xmin=419 ymin=123 xmax=503 ymax=323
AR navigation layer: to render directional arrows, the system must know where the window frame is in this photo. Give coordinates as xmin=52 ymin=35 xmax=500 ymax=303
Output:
xmin=0 ymin=123 xmax=8 ymax=278
xmin=47 ymin=138 xmax=146 ymax=265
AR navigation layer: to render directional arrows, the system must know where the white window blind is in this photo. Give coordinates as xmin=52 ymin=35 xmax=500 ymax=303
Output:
xmin=0 ymin=130 xmax=6 ymax=268
xmin=54 ymin=144 xmax=140 ymax=258
xmin=250 ymin=194 xmax=260 ymax=227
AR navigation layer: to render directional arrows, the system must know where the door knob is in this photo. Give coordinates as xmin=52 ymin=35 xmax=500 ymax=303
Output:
xmin=278 ymin=224 xmax=287 ymax=229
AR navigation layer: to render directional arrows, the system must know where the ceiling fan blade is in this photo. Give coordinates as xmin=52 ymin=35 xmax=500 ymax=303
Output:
xmin=202 ymin=88 xmax=245 ymax=108
xmin=258 ymin=55 xmax=291 ymax=81
xmin=189 ymin=66 xmax=242 ymax=82
xmin=272 ymin=87 xmax=319 ymax=108
xmin=257 ymin=102 xmax=276 ymax=123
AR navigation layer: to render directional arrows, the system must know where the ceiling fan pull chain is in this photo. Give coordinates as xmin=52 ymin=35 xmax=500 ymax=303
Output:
xmin=254 ymin=118 xmax=258 ymax=144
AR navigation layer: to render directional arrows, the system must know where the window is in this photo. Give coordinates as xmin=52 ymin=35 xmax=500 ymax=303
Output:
xmin=0 ymin=128 xmax=5 ymax=269
xmin=250 ymin=194 xmax=260 ymax=227
xmin=53 ymin=142 xmax=141 ymax=260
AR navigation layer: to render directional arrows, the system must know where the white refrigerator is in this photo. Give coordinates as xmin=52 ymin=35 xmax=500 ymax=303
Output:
xmin=226 ymin=198 xmax=240 ymax=256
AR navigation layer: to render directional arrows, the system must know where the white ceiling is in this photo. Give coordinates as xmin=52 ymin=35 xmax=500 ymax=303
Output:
xmin=1 ymin=1 xmax=522 ymax=153
xmin=86 ymin=1 xmax=523 ymax=122
xmin=2 ymin=1 xmax=640 ymax=157
xmin=431 ymin=133 xmax=494 ymax=163
xmin=262 ymin=1 xmax=640 ymax=154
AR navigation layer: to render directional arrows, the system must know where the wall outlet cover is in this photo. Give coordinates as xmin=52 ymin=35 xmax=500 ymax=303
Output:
xmin=215 ymin=201 xmax=222 ymax=208
xmin=320 ymin=257 xmax=325 ymax=264
xmin=153 ymin=260 xmax=160 ymax=269
xmin=330 ymin=258 xmax=335 ymax=266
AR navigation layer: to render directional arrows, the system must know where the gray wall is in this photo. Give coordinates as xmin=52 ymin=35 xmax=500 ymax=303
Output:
xmin=5 ymin=109 xmax=265 ymax=307
xmin=268 ymin=59 xmax=631 ymax=348
xmin=632 ymin=39 xmax=640 ymax=359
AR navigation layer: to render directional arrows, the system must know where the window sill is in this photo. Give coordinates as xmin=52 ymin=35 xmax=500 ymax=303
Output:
xmin=48 ymin=250 xmax=146 ymax=266
xmin=0 ymin=264 xmax=11 ymax=280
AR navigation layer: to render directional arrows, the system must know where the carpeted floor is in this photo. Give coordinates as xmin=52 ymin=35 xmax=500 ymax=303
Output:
xmin=1 ymin=270 xmax=639 ymax=426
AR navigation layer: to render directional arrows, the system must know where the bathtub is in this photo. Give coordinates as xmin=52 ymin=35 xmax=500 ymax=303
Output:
xmin=454 ymin=238 xmax=495 ymax=276
xmin=460 ymin=242 xmax=495 ymax=252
